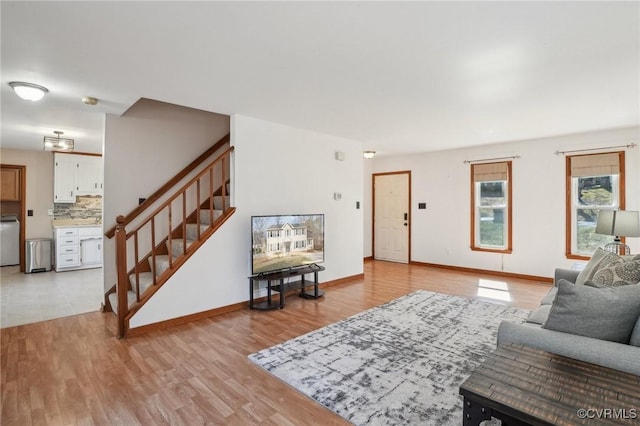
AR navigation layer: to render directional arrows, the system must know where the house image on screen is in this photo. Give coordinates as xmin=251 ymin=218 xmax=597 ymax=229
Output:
xmin=265 ymin=223 xmax=314 ymax=255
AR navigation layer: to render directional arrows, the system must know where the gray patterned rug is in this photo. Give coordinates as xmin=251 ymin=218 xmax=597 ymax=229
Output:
xmin=248 ymin=290 xmax=530 ymax=425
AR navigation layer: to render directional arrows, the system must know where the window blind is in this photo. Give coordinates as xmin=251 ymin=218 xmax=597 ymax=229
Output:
xmin=472 ymin=162 xmax=509 ymax=182
xmin=570 ymin=153 xmax=620 ymax=177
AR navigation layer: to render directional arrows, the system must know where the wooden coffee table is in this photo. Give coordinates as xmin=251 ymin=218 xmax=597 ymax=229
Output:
xmin=459 ymin=343 xmax=640 ymax=425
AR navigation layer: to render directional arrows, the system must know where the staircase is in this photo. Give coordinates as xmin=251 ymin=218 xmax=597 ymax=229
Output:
xmin=104 ymin=136 xmax=235 ymax=338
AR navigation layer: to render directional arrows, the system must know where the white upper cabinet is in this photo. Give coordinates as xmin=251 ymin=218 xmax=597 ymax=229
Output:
xmin=76 ymin=155 xmax=103 ymax=196
xmin=54 ymin=155 xmax=77 ymax=202
xmin=54 ymin=153 xmax=103 ymax=202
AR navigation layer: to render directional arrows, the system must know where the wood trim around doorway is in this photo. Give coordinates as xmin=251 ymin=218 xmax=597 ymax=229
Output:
xmin=1 ymin=164 xmax=27 ymax=272
xmin=372 ymin=170 xmax=412 ymax=263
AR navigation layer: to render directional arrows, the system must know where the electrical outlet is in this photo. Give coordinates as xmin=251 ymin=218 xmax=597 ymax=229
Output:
xmin=47 ymin=209 xmax=54 ymax=216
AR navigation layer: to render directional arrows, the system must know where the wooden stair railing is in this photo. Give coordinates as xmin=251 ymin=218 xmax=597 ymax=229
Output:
xmin=105 ymin=133 xmax=230 ymax=239
xmin=112 ymin=145 xmax=234 ymax=338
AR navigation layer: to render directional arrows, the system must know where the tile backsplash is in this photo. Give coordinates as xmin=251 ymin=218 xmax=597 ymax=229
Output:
xmin=54 ymin=195 xmax=102 ymax=220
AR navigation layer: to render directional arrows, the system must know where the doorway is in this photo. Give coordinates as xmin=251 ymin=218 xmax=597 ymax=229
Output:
xmin=373 ymin=171 xmax=411 ymax=263
xmin=0 ymin=160 xmax=104 ymax=328
xmin=1 ymin=164 xmax=26 ymax=271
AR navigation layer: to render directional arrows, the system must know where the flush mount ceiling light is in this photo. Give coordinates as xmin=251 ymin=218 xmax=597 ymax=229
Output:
xmin=363 ymin=151 xmax=376 ymax=159
xmin=9 ymin=81 xmax=49 ymax=101
xmin=44 ymin=131 xmax=74 ymax=152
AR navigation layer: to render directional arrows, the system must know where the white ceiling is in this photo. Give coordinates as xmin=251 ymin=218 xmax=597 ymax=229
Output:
xmin=2 ymin=1 xmax=638 ymax=156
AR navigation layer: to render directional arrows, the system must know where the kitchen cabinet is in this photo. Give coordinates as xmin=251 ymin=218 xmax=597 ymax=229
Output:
xmin=54 ymin=225 xmax=102 ymax=271
xmin=1 ymin=167 xmax=21 ymax=201
xmin=54 ymin=227 xmax=80 ymax=269
xmin=79 ymin=227 xmax=102 ymax=266
xmin=54 ymin=155 xmax=77 ymax=202
xmin=76 ymin=155 xmax=103 ymax=196
xmin=54 ymin=153 xmax=103 ymax=202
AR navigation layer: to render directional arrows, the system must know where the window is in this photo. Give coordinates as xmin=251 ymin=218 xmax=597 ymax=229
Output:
xmin=471 ymin=161 xmax=512 ymax=252
xmin=566 ymin=152 xmax=625 ymax=258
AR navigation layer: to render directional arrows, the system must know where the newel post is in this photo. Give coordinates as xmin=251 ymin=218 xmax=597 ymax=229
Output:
xmin=115 ymin=215 xmax=128 ymax=338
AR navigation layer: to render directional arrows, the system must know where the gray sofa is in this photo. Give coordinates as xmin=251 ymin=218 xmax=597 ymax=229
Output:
xmin=497 ymin=267 xmax=640 ymax=376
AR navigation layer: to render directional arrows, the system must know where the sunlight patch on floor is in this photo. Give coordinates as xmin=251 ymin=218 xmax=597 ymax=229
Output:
xmin=477 ymin=278 xmax=511 ymax=302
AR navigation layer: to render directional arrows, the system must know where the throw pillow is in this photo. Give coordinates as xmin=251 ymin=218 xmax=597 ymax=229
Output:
xmin=542 ymin=280 xmax=640 ymax=343
xmin=574 ymin=248 xmax=622 ymax=286
xmin=630 ymin=315 xmax=640 ymax=347
xmin=592 ymin=259 xmax=640 ymax=287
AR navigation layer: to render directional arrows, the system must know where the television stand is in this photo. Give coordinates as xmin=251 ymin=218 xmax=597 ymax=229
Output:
xmin=248 ymin=265 xmax=325 ymax=310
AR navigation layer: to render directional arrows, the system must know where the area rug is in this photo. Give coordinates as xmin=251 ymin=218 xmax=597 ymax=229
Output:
xmin=248 ymin=290 xmax=530 ymax=425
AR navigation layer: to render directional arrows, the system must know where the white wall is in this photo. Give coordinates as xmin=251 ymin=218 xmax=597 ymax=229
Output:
xmin=103 ymin=99 xmax=230 ymax=292
xmin=129 ymin=115 xmax=364 ymax=328
xmin=0 ymin=148 xmax=55 ymax=239
xmin=365 ymin=126 xmax=640 ymax=278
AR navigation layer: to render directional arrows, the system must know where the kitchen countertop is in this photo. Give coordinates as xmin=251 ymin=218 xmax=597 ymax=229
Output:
xmin=52 ymin=218 xmax=103 ymax=228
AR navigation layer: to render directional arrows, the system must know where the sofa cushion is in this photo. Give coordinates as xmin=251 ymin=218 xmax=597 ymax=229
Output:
xmin=630 ymin=316 xmax=640 ymax=347
xmin=575 ymin=248 xmax=623 ymax=286
xmin=526 ymin=304 xmax=552 ymax=325
xmin=542 ymin=279 xmax=640 ymax=343
xmin=592 ymin=259 xmax=640 ymax=287
xmin=540 ymin=287 xmax=558 ymax=305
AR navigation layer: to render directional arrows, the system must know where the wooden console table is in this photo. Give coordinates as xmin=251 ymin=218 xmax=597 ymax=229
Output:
xmin=248 ymin=264 xmax=325 ymax=310
xmin=459 ymin=343 xmax=640 ymax=425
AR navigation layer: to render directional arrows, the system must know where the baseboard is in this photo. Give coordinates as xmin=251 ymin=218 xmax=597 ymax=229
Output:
xmin=127 ymin=272 xmax=365 ymax=337
xmin=127 ymin=301 xmax=247 ymax=337
xmin=364 ymin=256 xmax=373 ymax=262
xmin=409 ymin=261 xmax=553 ymax=283
xmin=322 ymin=272 xmax=364 ymax=287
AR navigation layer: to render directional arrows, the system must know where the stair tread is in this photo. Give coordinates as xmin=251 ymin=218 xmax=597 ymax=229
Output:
xmin=108 ymin=290 xmax=138 ymax=312
xmin=199 ymin=209 xmax=223 ymax=225
xmin=128 ymin=271 xmax=155 ymax=294
xmin=148 ymin=254 xmax=177 ymax=277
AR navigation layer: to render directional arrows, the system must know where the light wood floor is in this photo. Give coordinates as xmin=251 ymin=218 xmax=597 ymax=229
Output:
xmin=1 ymin=261 xmax=551 ymax=425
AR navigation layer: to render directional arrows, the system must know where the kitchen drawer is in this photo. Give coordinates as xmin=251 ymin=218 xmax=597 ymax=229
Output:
xmin=79 ymin=226 xmax=102 ymax=237
xmin=57 ymin=244 xmax=79 ymax=255
xmin=57 ymin=236 xmax=79 ymax=246
xmin=56 ymin=228 xmax=79 ymax=237
xmin=57 ymin=253 xmax=80 ymax=267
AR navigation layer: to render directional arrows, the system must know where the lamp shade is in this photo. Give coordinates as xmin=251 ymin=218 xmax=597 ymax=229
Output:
xmin=595 ymin=210 xmax=640 ymax=237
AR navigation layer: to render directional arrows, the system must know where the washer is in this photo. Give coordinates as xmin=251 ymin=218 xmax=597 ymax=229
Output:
xmin=0 ymin=215 xmax=20 ymax=266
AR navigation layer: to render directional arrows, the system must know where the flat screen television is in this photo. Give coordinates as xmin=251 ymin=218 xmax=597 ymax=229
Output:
xmin=251 ymin=214 xmax=324 ymax=275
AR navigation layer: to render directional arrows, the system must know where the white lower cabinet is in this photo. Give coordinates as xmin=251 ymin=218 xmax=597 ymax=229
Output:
xmin=55 ymin=226 xmax=102 ymax=271
xmin=80 ymin=236 xmax=102 ymax=266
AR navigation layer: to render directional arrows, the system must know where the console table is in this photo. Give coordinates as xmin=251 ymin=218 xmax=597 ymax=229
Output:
xmin=248 ymin=264 xmax=325 ymax=310
xmin=459 ymin=343 xmax=640 ymax=425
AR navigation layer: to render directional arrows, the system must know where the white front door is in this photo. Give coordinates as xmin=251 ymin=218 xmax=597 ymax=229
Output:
xmin=374 ymin=172 xmax=410 ymax=263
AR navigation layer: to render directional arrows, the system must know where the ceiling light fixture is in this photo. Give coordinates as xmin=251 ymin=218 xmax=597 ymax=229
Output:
xmin=44 ymin=131 xmax=74 ymax=152
xmin=9 ymin=81 xmax=49 ymax=101
xmin=363 ymin=151 xmax=376 ymax=159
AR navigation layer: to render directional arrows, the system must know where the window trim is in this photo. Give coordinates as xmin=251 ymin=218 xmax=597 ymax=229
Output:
xmin=565 ymin=151 xmax=626 ymax=260
xmin=470 ymin=161 xmax=513 ymax=253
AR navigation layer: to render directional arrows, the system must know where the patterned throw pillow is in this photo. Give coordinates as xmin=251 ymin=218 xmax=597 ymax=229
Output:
xmin=575 ymin=248 xmax=624 ymax=286
xmin=592 ymin=260 xmax=640 ymax=287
